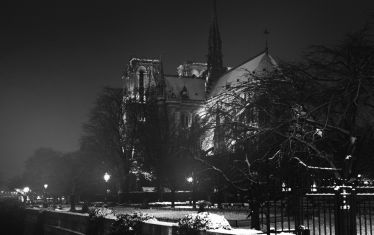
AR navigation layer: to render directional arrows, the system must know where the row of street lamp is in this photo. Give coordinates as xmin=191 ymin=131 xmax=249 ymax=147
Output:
xmin=18 ymin=172 xmax=199 ymax=207
xmin=22 ymin=173 xmax=194 ymax=205
xmin=19 ymin=173 xmax=111 ymax=205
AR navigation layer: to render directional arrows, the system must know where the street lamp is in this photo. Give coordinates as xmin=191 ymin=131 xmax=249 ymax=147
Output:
xmin=186 ymin=174 xmax=196 ymax=209
xmin=186 ymin=176 xmax=193 ymax=183
xmin=43 ymin=184 xmax=48 ymax=208
xmin=23 ymin=187 xmax=30 ymax=204
xmin=104 ymin=172 xmax=111 ymax=183
xmin=103 ymin=172 xmax=111 ymax=203
xmin=23 ymin=187 xmax=30 ymax=193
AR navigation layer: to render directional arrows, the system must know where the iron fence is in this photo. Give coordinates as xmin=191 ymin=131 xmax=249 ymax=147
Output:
xmin=256 ymin=186 xmax=374 ymax=235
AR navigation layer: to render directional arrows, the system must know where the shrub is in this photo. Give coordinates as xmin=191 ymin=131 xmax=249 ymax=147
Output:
xmin=110 ymin=212 xmax=157 ymax=235
xmin=178 ymin=212 xmax=231 ymax=232
xmin=87 ymin=207 xmax=116 ymax=235
xmin=88 ymin=207 xmax=116 ymax=220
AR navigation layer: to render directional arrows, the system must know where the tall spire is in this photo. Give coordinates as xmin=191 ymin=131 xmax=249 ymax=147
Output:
xmin=206 ymin=0 xmax=224 ymax=94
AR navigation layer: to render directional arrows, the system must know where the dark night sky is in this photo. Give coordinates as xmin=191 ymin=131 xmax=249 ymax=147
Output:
xmin=0 ymin=0 xmax=373 ymax=180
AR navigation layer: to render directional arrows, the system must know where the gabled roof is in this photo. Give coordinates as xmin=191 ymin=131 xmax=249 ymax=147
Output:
xmin=165 ymin=76 xmax=206 ymax=101
xmin=208 ymin=50 xmax=278 ymax=97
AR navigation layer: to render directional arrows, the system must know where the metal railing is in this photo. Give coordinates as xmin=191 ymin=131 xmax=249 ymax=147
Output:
xmin=255 ymin=186 xmax=374 ymax=235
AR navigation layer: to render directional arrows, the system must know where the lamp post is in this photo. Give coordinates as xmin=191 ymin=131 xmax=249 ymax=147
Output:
xmin=186 ymin=174 xmax=196 ymax=209
xmin=43 ymin=184 xmax=48 ymax=208
xmin=23 ymin=187 xmax=30 ymax=205
xmin=186 ymin=176 xmax=193 ymax=183
xmin=103 ymin=172 xmax=111 ymax=203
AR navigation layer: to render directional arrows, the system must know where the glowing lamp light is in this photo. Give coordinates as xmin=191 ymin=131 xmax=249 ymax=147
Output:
xmin=104 ymin=172 xmax=111 ymax=183
xmin=186 ymin=176 xmax=193 ymax=183
xmin=311 ymin=182 xmax=317 ymax=192
xmin=281 ymin=182 xmax=291 ymax=192
xmin=44 ymin=184 xmax=48 ymax=189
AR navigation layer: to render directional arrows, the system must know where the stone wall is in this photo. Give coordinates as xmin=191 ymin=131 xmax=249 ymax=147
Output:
xmin=24 ymin=209 xmax=94 ymax=235
xmin=23 ymin=208 xmax=263 ymax=235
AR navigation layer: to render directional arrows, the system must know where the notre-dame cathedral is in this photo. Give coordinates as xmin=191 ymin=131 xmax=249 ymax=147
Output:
xmin=121 ymin=0 xmax=277 ymax=147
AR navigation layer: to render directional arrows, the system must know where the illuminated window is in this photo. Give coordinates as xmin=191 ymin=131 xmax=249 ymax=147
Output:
xmin=180 ymin=112 xmax=192 ymax=128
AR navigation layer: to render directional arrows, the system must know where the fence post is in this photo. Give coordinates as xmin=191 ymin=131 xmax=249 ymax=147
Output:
xmin=266 ymin=201 xmax=270 ymax=235
xmin=294 ymin=187 xmax=304 ymax=230
xmin=349 ymin=187 xmax=357 ymax=235
xmin=250 ymin=199 xmax=260 ymax=230
xmin=334 ymin=185 xmax=356 ymax=235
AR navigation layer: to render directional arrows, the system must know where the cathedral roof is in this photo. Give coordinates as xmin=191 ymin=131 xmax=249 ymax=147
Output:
xmin=208 ymin=50 xmax=278 ymax=97
xmin=165 ymin=76 xmax=205 ymax=101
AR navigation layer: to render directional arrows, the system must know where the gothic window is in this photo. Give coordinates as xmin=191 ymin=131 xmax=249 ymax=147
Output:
xmin=139 ymin=70 xmax=144 ymax=102
xmin=180 ymin=112 xmax=191 ymax=128
xmin=174 ymin=111 xmax=180 ymax=127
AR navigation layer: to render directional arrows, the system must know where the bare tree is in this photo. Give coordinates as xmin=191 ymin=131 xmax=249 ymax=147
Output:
xmin=81 ymin=87 xmax=131 ymax=201
xmin=287 ymin=26 xmax=374 ymax=178
xmin=193 ymin=26 xmax=374 ymax=228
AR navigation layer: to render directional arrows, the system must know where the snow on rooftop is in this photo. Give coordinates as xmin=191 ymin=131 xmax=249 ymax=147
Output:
xmin=129 ymin=58 xmax=160 ymax=64
xmin=209 ymin=51 xmax=277 ymax=98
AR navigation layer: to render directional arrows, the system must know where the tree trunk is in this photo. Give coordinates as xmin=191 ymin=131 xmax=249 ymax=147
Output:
xmin=70 ymin=183 xmax=76 ymax=212
xmin=250 ymin=199 xmax=260 ymax=230
xmin=116 ymin=163 xmax=130 ymax=203
xmin=70 ymin=194 xmax=76 ymax=212
xmin=171 ymin=187 xmax=175 ymax=208
xmin=158 ymin=182 xmax=164 ymax=202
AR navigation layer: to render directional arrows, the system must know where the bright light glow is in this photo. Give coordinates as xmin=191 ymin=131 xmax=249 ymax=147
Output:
xmin=311 ymin=182 xmax=317 ymax=192
xmin=44 ymin=184 xmax=48 ymax=189
xmin=104 ymin=172 xmax=111 ymax=182
xmin=186 ymin=176 xmax=193 ymax=183
xmin=281 ymin=182 xmax=291 ymax=192
xmin=23 ymin=187 xmax=30 ymax=193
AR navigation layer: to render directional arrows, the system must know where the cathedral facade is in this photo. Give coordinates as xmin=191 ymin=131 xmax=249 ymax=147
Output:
xmin=121 ymin=1 xmax=278 ymax=156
